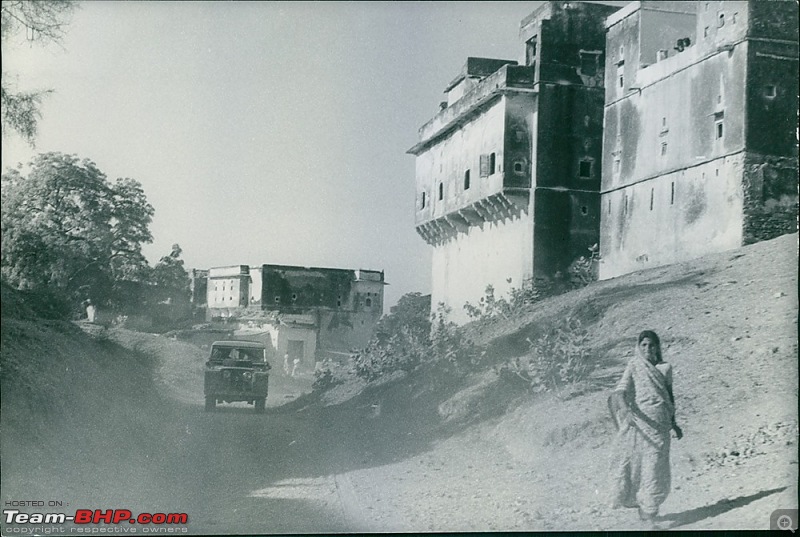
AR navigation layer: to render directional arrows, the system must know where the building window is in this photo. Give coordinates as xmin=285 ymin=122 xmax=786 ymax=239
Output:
xmin=291 ymin=293 xmax=297 ymax=302
xmin=480 ymin=153 xmax=496 ymax=177
xmin=578 ymin=159 xmax=593 ymax=178
xmin=661 ymin=142 xmax=668 ymax=156
xmin=650 ymin=188 xmax=654 ymax=210
xmin=704 ymin=26 xmax=709 ymax=38
xmin=464 ymin=169 xmax=470 ymax=190
xmin=623 ymin=193 xmax=628 ymax=215
xmin=732 ymin=12 xmax=738 ymax=24
xmin=614 ymin=157 xmax=621 ymax=174
xmin=513 ymin=161 xmax=525 ymax=174
xmin=716 ymin=121 xmax=724 ymax=140
xmin=438 ymin=182 xmax=443 ymax=200
xmin=671 ymin=182 xmax=675 ymax=205
xmin=421 ymin=191 xmax=426 ymax=209
xmin=525 ymin=36 xmax=538 ymax=66
xmin=580 ymin=206 xmax=589 ymax=216
xmin=764 ymin=85 xmax=777 ymax=98
xmin=580 ymin=51 xmax=598 ymax=76
xmin=274 ymin=296 xmax=280 ymax=303
xmin=718 ymin=13 xmax=725 ymax=27
xmin=608 ymin=199 xmax=612 ymax=214
xmin=618 ymin=74 xmax=624 ymax=88
xmin=365 ymin=298 xmax=372 ymax=307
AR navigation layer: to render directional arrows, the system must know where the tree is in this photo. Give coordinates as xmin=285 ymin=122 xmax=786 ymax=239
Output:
xmin=1 ymin=0 xmax=77 ymax=145
xmin=1 ymin=152 xmax=154 ymax=308
xmin=152 ymin=244 xmax=190 ymax=304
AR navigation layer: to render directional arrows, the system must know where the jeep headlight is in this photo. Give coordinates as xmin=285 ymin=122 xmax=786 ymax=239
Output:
xmin=243 ymin=371 xmax=253 ymax=381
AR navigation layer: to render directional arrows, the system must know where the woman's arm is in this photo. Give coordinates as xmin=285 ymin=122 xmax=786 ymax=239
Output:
xmin=664 ymin=364 xmax=684 ymax=439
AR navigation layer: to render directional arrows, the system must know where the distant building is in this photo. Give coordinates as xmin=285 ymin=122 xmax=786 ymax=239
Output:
xmin=599 ymin=0 xmax=799 ymax=278
xmin=207 ymin=265 xmax=251 ymax=310
xmin=408 ymin=1 xmax=619 ymax=324
xmin=206 ymin=264 xmax=386 ymax=370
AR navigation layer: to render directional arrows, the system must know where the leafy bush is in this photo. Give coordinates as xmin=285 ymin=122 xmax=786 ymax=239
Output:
xmin=312 ymin=361 xmax=344 ymax=392
xmin=567 ymin=243 xmax=601 ymax=288
xmin=496 ymin=317 xmax=595 ymax=396
xmin=351 ymin=293 xmax=432 ymax=381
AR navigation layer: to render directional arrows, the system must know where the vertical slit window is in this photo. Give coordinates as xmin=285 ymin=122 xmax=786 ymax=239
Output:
xmin=650 ymin=188 xmax=654 ymax=210
xmin=438 ymin=182 xmax=443 ymax=200
xmin=670 ymin=182 xmax=675 ymax=205
xmin=421 ymin=191 xmax=426 ymax=209
xmin=464 ymin=170 xmax=470 ymax=190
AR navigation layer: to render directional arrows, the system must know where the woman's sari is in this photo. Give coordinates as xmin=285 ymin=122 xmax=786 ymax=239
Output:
xmin=608 ymin=352 xmax=675 ymax=516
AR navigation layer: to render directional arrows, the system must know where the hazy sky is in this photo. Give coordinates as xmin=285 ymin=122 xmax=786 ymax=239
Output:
xmin=2 ymin=1 xmax=597 ymax=309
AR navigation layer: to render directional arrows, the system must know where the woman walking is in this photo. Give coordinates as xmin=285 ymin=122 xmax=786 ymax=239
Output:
xmin=608 ymin=330 xmax=683 ymax=523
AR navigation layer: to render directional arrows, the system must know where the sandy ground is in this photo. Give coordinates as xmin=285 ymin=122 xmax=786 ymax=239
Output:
xmin=1 ymin=233 xmax=797 ymax=533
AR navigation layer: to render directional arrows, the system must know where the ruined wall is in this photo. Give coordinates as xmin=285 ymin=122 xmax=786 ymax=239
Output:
xmin=431 ymin=211 xmax=534 ymax=324
xmin=260 ymin=265 xmax=354 ymax=310
xmin=741 ymin=154 xmax=799 ymax=244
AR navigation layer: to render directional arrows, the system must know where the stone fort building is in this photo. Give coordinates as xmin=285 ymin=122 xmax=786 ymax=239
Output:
xmin=410 ymin=0 xmax=798 ymax=323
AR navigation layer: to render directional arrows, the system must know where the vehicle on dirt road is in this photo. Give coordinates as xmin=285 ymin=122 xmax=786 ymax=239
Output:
xmin=204 ymin=340 xmax=270 ymax=413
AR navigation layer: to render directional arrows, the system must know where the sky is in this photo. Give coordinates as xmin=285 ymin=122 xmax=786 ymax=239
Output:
xmin=2 ymin=1 xmax=608 ymax=310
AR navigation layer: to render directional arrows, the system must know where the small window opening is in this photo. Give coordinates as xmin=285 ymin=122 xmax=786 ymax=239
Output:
xmin=662 ymin=117 xmax=666 ymax=127
xmin=614 ymin=157 xmax=621 ymax=174
xmin=619 ymin=74 xmax=624 ymax=88
xmin=525 ymin=36 xmax=538 ymax=66
xmin=579 ymin=160 xmax=593 ymax=178
xmin=716 ymin=121 xmax=724 ymax=139
xmin=421 ymin=191 xmax=426 ymax=209
xmin=489 ymin=153 xmax=496 ymax=174
xmin=764 ymin=85 xmax=777 ymax=98
xmin=715 ymin=168 xmax=719 ymax=177
xmin=661 ymin=142 xmax=668 ymax=156
xmin=649 ymin=188 xmax=654 ymax=210
xmin=608 ymin=199 xmax=612 ymax=214
xmin=274 ymin=296 xmax=280 ymax=303
xmin=732 ymin=12 xmax=738 ymax=24
xmin=704 ymin=26 xmax=709 ymax=38
xmin=718 ymin=13 xmax=725 ymax=27
xmin=365 ymin=298 xmax=372 ymax=307
xmin=438 ymin=182 xmax=444 ymax=200
xmin=623 ymin=194 xmax=628 ymax=215
xmin=670 ymin=182 xmax=675 ymax=205
xmin=464 ymin=169 xmax=470 ymax=190
xmin=291 ymin=293 xmax=297 ymax=301
xmin=513 ymin=161 xmax=524 ymax=174
xmin=580 ymin=206 xmax=589 ymax=216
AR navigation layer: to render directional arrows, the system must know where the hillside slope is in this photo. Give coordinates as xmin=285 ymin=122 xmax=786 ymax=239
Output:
xmin=318 ymin=232 xmax=798 ymax=531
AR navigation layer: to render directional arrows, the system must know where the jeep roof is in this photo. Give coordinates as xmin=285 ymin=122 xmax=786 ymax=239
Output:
xmin=210 ymin=340 xmax=266 ymax=349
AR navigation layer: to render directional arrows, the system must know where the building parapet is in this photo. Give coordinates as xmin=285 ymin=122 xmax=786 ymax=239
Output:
xmin=408 ymin=64 xmax=537 ymax=156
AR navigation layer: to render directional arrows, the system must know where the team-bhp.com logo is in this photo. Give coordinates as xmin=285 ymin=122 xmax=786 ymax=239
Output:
xmin=4 ymin=508 xmax=188 ymax=525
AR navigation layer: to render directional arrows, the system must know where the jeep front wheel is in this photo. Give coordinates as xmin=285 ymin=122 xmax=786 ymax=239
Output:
xmin=254 ymin=398 xmax=266 ymax=414
xmin=205 ymin=396 xmax=216 ymax=412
